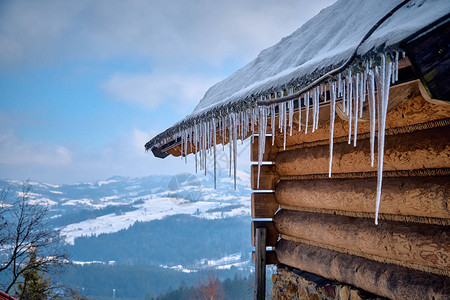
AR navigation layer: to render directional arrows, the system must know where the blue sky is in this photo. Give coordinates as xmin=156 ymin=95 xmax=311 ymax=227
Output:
xmin=0 ymin=0 xmax=335 ymax=183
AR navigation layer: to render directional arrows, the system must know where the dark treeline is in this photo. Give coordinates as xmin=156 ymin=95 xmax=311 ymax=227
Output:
xmin=57 ymin=264 xmax=252 ymax=299
xmin=153 ymin=274 xmax=254 ymax=300
xmin=66 ymin=214 xmax=252 ymax=266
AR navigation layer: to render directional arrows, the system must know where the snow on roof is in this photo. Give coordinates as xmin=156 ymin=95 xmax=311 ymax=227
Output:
xmin=147 ymin=0 xmax=449 ymax=150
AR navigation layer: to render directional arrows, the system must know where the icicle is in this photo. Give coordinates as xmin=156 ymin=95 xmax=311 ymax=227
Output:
xmin=342 ymin=78 xmax=346 ymax=113
xmin=229 ymin=115 xmax=232 ymax=177
xmin=271 ymin=104 xmax=276 ymax=145
xmin=360 ymin=68 xmax=367 ymax=118
xmin=278 ymin=103 xmax=283 ymax=133
xmin=251 ymin=107 xmax=255 ymax=143
xmin=368 ymin=69 xmax=376 ymax=167
xmin=354 ymin=73 xmax=359 ymax=147
xmin=347 ymin=72 xmax=353 ymax=144
xmin=315 ymin=86 xmax=320 ymax=131
xmin=329 ymin=82 xmax=336 ymax=177
xmin=204 ymin=122 xmax=207 ymax=176
xmin=338 ymin=73 xmax=342 ymax=97
xmin=312 ymin=88 xmax=317 ymax=133
xmin=213 ymin=118 xmax=217 ymax=189
xmin=304 ymin=92 xmax=309 ymax=134
xmin=194 ymin=122 xmax=198 ymax=174
xmin=283 ymin=102 xmax=287 ymax=150
xmin=257 ymin=106 xmax=268 ymax=189
xmin=374 ymin=55 xmax=392 ymax=225
xmin=233 ymin=113 xmax=237 ymax=190
xmin=288 ymin=100 xmax=294 ymax=137
xmin=298 ymin=95 xmax=302 ymax=132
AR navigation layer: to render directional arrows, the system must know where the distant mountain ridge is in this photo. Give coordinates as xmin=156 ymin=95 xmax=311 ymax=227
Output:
xmin=0 ymin=171 xmax=251 ymax=244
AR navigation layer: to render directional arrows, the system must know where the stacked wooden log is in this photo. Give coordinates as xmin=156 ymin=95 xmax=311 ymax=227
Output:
xmin=251 ymin=81 xmax=450 ymax=299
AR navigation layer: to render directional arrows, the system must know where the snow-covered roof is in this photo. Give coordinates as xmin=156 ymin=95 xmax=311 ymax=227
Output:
xmin=146 ymin=0 xmax=449 ymax=151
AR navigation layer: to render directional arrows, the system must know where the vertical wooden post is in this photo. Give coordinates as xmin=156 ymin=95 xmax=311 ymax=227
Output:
xmin=254 ymin=227 xmax=266 ymax=300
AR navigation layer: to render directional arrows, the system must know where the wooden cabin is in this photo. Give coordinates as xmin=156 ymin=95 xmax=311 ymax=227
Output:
xmin=146 ymin=1 xmax=449 ymax=299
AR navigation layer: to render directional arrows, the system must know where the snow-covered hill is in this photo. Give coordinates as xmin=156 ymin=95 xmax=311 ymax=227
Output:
xmin=0 ymin=171 xmax=251 ymax=244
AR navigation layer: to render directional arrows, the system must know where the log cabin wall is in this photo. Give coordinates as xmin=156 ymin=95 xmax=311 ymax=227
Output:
xmin=250 ymin=80 xmax=450 ymax=300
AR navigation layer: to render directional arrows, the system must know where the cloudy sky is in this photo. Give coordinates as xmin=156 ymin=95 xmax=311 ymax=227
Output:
xmin=0 ymin=0 xmax=335 ymax=183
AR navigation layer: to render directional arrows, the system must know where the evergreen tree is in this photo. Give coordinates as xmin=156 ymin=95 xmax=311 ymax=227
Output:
xmin=14 ymin=247 xmax=54 ymax=300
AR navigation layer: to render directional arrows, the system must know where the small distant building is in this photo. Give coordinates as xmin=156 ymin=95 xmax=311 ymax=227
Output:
xmin=146 ymin=0 xmax=449 ymax=299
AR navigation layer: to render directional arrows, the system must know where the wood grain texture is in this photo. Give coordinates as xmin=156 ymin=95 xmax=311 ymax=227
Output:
xmin=252 ymin=250 xmax=279 ymax=265
xmin=275 ymin=176 xmax=450 ymax=219
xmin=251 ymin=164 xmax=278 ymax=190
xmin=251 ymin=193 xmax=278 ymax=219
xmin=251 ymin=220 xmax=278 ymax=247
xmin=275 ymin=126 xmax=450 ymax=176
xmin=276 ymin=239 xmax=450 ymax=300
xmin=250 ymin=136 xmax=278 ymax=162
xmin=254 ymin=227 xmax=266 ymax=300
xmin=274 ymin=210 xmax=450 ymax=273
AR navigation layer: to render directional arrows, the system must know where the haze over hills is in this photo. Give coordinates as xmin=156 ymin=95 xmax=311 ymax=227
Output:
xmin=0 ymin=171 xmax=254 ymax=290
xmin=1 ymin=170 xmax=251 ymax=243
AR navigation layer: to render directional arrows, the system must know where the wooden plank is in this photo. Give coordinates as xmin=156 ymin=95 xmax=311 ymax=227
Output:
xmin=276 ymin=239 xmax=450 ymax=300
xmin=251 ymin=221 xmax=278 ymax=247
xmin=274 ymin=210 xmax=450 ymax=273
xmin=252 ymin=250 xmax=279 ymax=265
xmin=254 ymin=227 xmax=266 ymax=300
xmin=250 ymin=136 xmax=278 ymax=162
xmin=251 ymin=164 xmax=278 ymax=190
xmin=251 ymin=192 xmax=278 ymax=219
xmin=275 ymin=176 xmax=450 ymax=220
xmin=276 ymin=126 xmax=450 ymax=176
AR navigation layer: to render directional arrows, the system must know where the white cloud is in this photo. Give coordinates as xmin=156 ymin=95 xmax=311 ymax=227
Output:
xmin=0 ymin=0 xmax=336 ymax=66
xmin=102 ymin=72 xmax=219 ymax=109
xmin=0 ymin=132 xmax=71 ymax=166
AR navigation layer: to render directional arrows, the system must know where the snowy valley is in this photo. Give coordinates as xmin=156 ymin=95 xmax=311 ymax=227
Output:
xmin=0 ymin=171 xmax=254 ymax=298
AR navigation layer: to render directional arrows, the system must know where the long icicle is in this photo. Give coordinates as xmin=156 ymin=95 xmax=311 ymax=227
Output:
xmin=233 ymin=113 xmax=237 ymax=190
xmin=213 ymin=118 xmax=217 ymax=189
xmin=312 ymin=88 xmax=317 ymax=133
xmin=283 ymin=102 xmax=287 ymax=150
xmin=347 ymin=72 xmax=353 ymax=144
xmin=229 ymin=115 xmax=232 ymax=177
xmin=315 ymin=86 xmax=320 ymax=131
xmin=368 ymin=69 xmax=376 ymax=167
xmin=304 ymin=92 xmax=309 ymax=134
xmin=329 ymin=82 xmax=336 ymax=177
xmin=298 ymin=95 xmax=302 ymax=132
xmin=374 ymin=55 xmax=392 ymax=225
xmin=288 ymin=100 xmax=294 ymax=137
xmin=354 ymin=73 xmax=359 ymax=147
xmin=257 ymin=106 xmax=268 ymax=189
xmin=271 ymin=104 xmax=276 ymax=145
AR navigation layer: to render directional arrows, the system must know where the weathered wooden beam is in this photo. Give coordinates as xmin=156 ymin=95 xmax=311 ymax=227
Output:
xmin=251 ymin=164 xmax=278 ymax=190
xmin=251 ymin=220 xmax=278 ymax=247
xmin=252 ymin=250 xmax=279 ymax=265
xmin=275 ymin=176 xmax=450 ymax=220
xmin=254 ymin=227 xmax=266 ymax=300
xmin=274 ymin=210 xmax=450 ymax=274
xmin=276 ymin=126 xmax=450 ymax=176
xmin=251 ymin=193 xmax=278 ymax=219
xmin=276 ymin=239 xmax=450 ymax=300
xmin=250 ymin=136 xmax=278 ymax=162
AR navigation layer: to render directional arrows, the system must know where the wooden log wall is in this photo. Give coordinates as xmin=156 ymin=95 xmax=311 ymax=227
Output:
xmin=251 ymin=82 xmax=450 ymax=299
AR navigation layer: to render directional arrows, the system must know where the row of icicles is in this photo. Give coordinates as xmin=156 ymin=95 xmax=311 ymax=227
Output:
xmin=170 ymin=53 xmax=400 ymax=224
